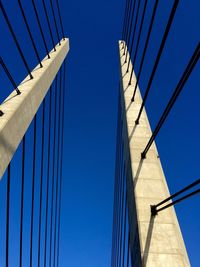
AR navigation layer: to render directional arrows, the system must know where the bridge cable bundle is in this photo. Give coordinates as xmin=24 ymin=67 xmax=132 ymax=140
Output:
xmin=0 ymin=1 xmax=33 ymax=79
xmin=151 ymin=178 xmax=200 ymax=215
xmin=18 ymin=0 xmax=43 ymax=68
xmin=113 ymin=0 xmax=200 ymax=265
xmin=125 ymin=0 xmax=141 ymax=67
xmin=111 ymin=95 xmax=134 ymax=267
xmin=32 ymin=0 xmax=51 ymax=59
xmin=0 ymin=1 xmax=66 ymax=267
xmin=127 ymin=0 xmax=148 ymax=73
xmin=122 ymin=0 xmax=133 ymax=55
xmin=124 ymin=0 xmax=137 ymax=62
xmin=130 ymin=0 xmax=159 ymax=97
xmin=50 ymin=0 xmax=61 ymax=45
xmin=42 ymin=0 xmax=56 ymax=51
xmin=141 ymin=43 xmax=200 ymax=159
xmin=135 ymin=0 xmax=179 ymax=125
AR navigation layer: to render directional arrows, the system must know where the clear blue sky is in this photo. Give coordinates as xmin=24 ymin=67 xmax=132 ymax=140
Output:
xmin=0 ymin=1 xmax=199 ymax=267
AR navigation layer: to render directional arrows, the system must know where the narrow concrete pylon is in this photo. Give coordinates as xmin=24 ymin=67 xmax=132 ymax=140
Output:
xmin=0 ymin=39 xmax=69 ymax=179
xmin=119 ymin=41 xmax=190 ymax=267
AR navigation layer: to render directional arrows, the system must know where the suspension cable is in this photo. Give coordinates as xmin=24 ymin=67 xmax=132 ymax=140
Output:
xmin=114 ymin=151 xmax=121 ymax=267
xmin=126 ymin=232 xmax=130 ymax=267
xmin=19 ymin=137 xmax=25 ymax=267
xmin=38 ymin=99 xmax=46 ymax=267
xmin=113 ymin=136 xmax=123 ymax=267
xmin=125 ymin=0 xmax=141 ymax=65
xmin=118 ymin=165 xmax=126 ymax=266
xmin=141 ymin=43 xmax=200 ymax=159
xmin=124 ymin=0 xmax=136 ymax=59
xmin=111 ymin=95 xmax=121 ymax=267
xmin=53 ymin=67 xmax=62 ymax=267
xmin=0 ymin=1 xmax=33 ymax=79
xmin=151 ymin=178 xmax=200 ymax=215
xmin=30 ymin=115 xmax=37 ymax=267
xmin=122 ymin=0 xmax=130 ymax=41
xmin=0 ymin=56 xmax=21 ymax=95
xmin=32 ymin=0 xmax=50 ymax=59
xmin=127 ymin=0 xmax=148 ymax=72
xmin=18 ymin=0 xmax=43 ymax=68
xmin=123 ymin=0 xmax=133 ymax=55
xmin=6 ymin=164 xmax=11 ymax=267
xmin=50 ymin=0 xmax=61 ymax=45
xmin=129 ymin=0 xmax=159 ymax=95
xmin=114 ymin=125 xmax=123 ymax=267
xmin=56 ymin=61 xmax=66 ymax=267
xmin=115 ymin=113 xmax=124 ymax=267
xmin=49 ymin=75 xmax=58 ymax=267
xmin=122 ymin=199 xmax=127 ymax=267
xmin=56 ymin=0 xmax=65 ymax=40
xmin=116 ymin=150 xmax=124 ymax=266
xmin=44 ymin=87 xmax=52 ymax=267
xmin=42 ymin=0 xmax=56 ymax=51
xmin=135 ymin=0 xmax=179 ymax=125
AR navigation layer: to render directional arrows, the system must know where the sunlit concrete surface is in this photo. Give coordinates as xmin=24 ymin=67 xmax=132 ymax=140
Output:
xmin=0 ymin=39 xmax=69 ymax=179
xmin=119 ymin=41 xmax=190 ymax=267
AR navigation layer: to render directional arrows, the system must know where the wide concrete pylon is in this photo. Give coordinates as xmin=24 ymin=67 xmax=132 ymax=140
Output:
xmin=119 ymin=41 xmax=190 ymax=267
xmin=0 ymin=39 xmax=69 ymax=179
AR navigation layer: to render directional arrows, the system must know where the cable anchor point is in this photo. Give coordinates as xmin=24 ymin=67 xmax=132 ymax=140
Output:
xmin=151 ymin=205 xmax=158 ymax=216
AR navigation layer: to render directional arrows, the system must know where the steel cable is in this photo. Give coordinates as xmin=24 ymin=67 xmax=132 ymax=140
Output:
xmin=19 ymin=137 xmax=25 ymax=267
xmin=50 ymin=0 xmax=61 ymax=45
xmin=122 ymin=0 xmax=130 ymax=40
xmin=111 ymin=95 xmax=121 ymax=267
xmin=18 ymin=0 xmax=43 ymax=67
xmin=44 ymin=87 xmax=52 ymax=267
xmin=42 ymin=0 xmax=56 ymax=51
xmin=56 ymin=0 xmax=65 ymax=40
xmin=0 ymin=56 xmax=21 ymax=95
xmin=53 ymin=67 xmax=62 ymax=267
xmin=124 ymin=0 xmax=136 ymax=59
xmin=38 ymin=99 xmax=46 ymax=267
xmin=135 ymin=0 xmax=179 ymax=124
xmin=130 ymin=0 xmax=159 ymax=95
xmin=56 ymin=61 xmax=66 ymax=267
xmin=0 ymin=1 xmax=33 ymax=79
xmin=30 ymin=116 xmax=37 ymax=267
xmin=125 ymin=0 xmax=141 ymax=65
xmin=6 ymin=164 xmax=11 ymax=267
xmin=123 ymin=0 xmax=134 ymax=55
xmin=127 ymin=0 xmax=147 ymax=72
xmin=151 ymin=178 xmax=200 ymax=215
xmin=141 ymin=43 xmax=200 ymax=158
xmin=32 ymin=0 xmax=50 ymax=59
xmin=118 ymin=165 xmax=126 ymax=267
xmin=49 ymin=75 xmax=58 ymax=267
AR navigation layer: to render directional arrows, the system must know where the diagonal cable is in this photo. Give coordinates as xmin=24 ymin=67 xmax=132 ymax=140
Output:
xmin=56 ymin=0 xmax=65 ymax=40
xmin=130 ymin=0 xmax=159 ymax=96
xmin=18 ymin=0 xmax=43 ymax=67
xmin=42 ymin=0 xmax=56 ymax=51
xmin=125 ymin=0 xmax=141 ymax=65
xmin=0 ymin=1 xmax=33 ymax=79
xmin=32 ymin=0 xmax=50 ymax=59
xmin=0 ymin=56 xmax=21 ymax=95
xmin=50 ymin=0 xmax=61 ymax=45
xmin=135 ymin=0 xmax=179 ymax=124
xmin=141 ymin=42 xmax=200 ymax=158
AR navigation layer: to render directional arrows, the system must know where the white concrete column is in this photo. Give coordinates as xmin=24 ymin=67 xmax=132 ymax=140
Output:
xmin=0 ymin=39 xmax=69 ymax=179
xmin=119 ymin=41 xmax=190 ymax=267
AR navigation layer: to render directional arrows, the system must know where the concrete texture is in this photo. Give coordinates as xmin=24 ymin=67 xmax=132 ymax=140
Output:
xmin=119 ymin=41 xmax=190 ymax=267
xmin=0 ymin=39 xmax=69 ymax=179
